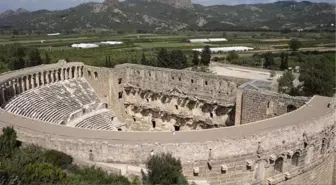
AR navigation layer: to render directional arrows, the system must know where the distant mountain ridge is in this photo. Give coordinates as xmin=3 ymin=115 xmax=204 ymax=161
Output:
xmin=0 ymin=0 xmax=335 ymax=32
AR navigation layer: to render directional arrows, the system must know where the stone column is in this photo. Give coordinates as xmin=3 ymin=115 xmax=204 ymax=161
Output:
xmin=17 ymin=78 xmax=21 ymax=95
xmin=36 ymin=74 xmax=40 ymax=87
xmin=30 ymin=74 xmax=36 ymax=89
xmin=234 ymin=88 xmax=244 ymax=125
xmin=41 ymin=72 xmax=45 ymax=86
xmin=12 ymin=79 xmax=16 ymax=97
xmin=51 ymin=71 xmax=55 ymax=83
xmin=74 ymin=67 xmax=78 ymax=79
xmin=22 ymin=77 xmax=26 ymax=92
xmin=0 ymin=85 xmax=5 ymax=106
xmin=45 ymin=71 xmax=50 ymax=84
xmin=25 ymin=76 xmax=29 ymax=90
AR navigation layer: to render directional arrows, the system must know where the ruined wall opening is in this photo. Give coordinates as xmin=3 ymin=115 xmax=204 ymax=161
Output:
xmin=191 ymin=79 xmax=194 ymax=84
xmin=291 ymin=152 xmax=300 ymax=166
xmin=94 ymin=72 xmax=98 ymax=79
xmin=266 ymin=101 xmax=274 ymax=115
xmin=88 ymin=70 xmax=92 ymax=77
xmin=321 ymin=138 xmax=326 ymax=154
xmin=152 ymin=121 xmax=156 ymax=129
xmin=118 ymin=78 xmax=122 ymax=84
xmin=287 ymin=104 xmax=297 ymax=113
xmin=274 ymin=157 xmax=283 ymax=173
xmin=174 ymin=125 xmax=180 ymax=131
xmin=118 ymin=92 xmax=123 ymax=99
xmin=175 ymin=105 xmax=179 ymax=110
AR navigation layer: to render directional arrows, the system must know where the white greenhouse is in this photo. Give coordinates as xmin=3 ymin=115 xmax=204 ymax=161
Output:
xmin=192 ymin=46 xmax=253 ymax=53
xmin=71 ymin=43 xmax=99 ymax=49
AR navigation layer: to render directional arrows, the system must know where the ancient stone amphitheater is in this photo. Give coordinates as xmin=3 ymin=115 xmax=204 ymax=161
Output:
xmin=0 ymin=61 xmax=335 ymax=185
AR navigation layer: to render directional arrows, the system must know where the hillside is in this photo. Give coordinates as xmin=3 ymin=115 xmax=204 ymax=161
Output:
xmin=0 ymin=0 xmax=335 ymax=32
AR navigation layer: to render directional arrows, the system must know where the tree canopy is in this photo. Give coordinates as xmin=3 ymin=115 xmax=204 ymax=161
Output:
xmin=299 ymin=55 xmax=335 ymax=97
xmin=278 ymin=71 xmax=295 ymax=94
xmin=200 ymin=45 xmax=211 ymax=66
xmin=146 ymin=153 xmax=188 ymax=185
xmin=289 ymin=39 xmax=302 ymax=51
xmin=226 ymin=51 xmax=239 ymax=61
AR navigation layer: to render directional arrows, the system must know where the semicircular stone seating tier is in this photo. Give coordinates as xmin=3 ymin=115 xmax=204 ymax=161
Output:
xmin=74 ymin=111 xmax=125 ymax=131
xmin=4 ymin=78 xmax=101 ymax=124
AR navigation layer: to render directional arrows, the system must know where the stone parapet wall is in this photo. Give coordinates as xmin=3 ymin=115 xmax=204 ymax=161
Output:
xmin=237 ymin=89 xmax=308 ymax=125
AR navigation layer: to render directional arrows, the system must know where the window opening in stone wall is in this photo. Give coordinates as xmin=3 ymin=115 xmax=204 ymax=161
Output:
xmin=174 ymin=125 xmax=180 ymax=131
xmin=117 ymin=128 xmax=122 ymax=131
xmin=152 ymin=121 xmax=156 ymax=129
xmin=179 ymin=77 xmax=181 ymax=81
xmin=88 ymin=70 xmax=92 ymax=77
xmin=266 ymin=101 xmax=274 ymax=115
xmin=94 ymin=72 xmax=98 ymax=79
xmin=175 ymin=105 xmax=179 ymax=110
xmin=118 ymin=92 xmax=123 ymax=99
xmin=133 ymin=117 xmax=136 ymax=122
xmin=111 ymin=117 xmax=114 ymax=121
xmin=210 ymin=113 xmax=213 ymax=118
xmin=205 ymin=81 xmax=208 ymax=86
xmin=291 ymin=152 xmax=300 ymax=166
xmin=274 ymin=157 xmax=283 ymax=173
xmin=287 ymin=105 xmax=297 ymax=113
xmin=118 ymin=78 xmax=122 ymax=84
xmin=191 ymin=79 xmax=194 ymax=84
xmin=321 ymin=139 xmax=326 ymax=154
xmin=172 ymin=76 xmax=175 ymax=80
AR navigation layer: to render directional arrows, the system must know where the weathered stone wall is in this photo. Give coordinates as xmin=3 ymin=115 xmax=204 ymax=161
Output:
xmin=237 ymin=89 xmax=308 ymax=125
xmin=114 ymin=64 xmax=248 ymax=129
xmin=118 ymin=64 xmax=248 ymax=104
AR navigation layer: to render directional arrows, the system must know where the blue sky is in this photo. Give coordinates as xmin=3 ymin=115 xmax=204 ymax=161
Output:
xmin=0 ymin=0 xmax=334 ymax=12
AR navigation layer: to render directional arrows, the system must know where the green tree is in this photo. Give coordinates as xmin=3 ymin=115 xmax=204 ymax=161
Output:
xmin=289 ymin=39 xmax=302 ymax=51
xmin=192 ymin=51 xmax=200 ymax=66
xmin=0 ymin=127 xmax=19 ymax=158
xmin=299 ymin=55 xmax=335 ymax=97
xmin=263 ymin=52 xmax=275 ymax=69
xmin=170 ymin=50 xmax=188 ymax=69
xmin=140 ymin=52 xmax=153 ymax=66
xmin=28 ymin=48 xmax=42 ymax=67
xmin=146 ymin=153 xmax=188 ymax=185
xmin=280 ymin=52 xmax=288 ymax=70
xmin=44 ymin=53 xmax=51 ymax=64
xmin=226 ymin=51 xmax=239 ymax=61
xmin=157 ymin=48 xmax=170 ymax=68
xmin=278 ymin=71 xmax=295 ymax=94
xmin=200 ymin=45 xmax=211 ymax=66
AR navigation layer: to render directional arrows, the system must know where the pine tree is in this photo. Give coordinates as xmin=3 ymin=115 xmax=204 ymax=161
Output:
xmin=28 ymin=48 xmax=42 ymax=67
xmin=44 ymin=53 xmax=51 ymax=64
xmin=200 ymin=45 xmax=211 ymax=66
xmin=263 ymin=52 xmax=275 ymax=69
xmin=140 ymin=52 xmax=150 ymax=66
xmin=157 ymin=48 xmax=170 ymax=68
xmin=192 ymin=51 xmax=200 ymax=66
xmin=280 ymin=52 xmax=288 ymax=70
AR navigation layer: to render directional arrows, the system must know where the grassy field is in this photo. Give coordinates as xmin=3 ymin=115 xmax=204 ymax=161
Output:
xmin=0 ymin=31 xmax=334 ymax=67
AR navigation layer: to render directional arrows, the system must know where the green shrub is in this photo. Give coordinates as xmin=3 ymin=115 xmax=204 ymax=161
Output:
xmin=67 ymin=165 xmax=131 ymax=185
xmin=146 ymin=153 xmax=188 ymax=185
xmin=43 ymin=149 xmax=73 ymax=168
xmin=0 ymin=127 xmax=19 ymax=158
xmin=21 ymin=163 xmax=67 ymax=185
